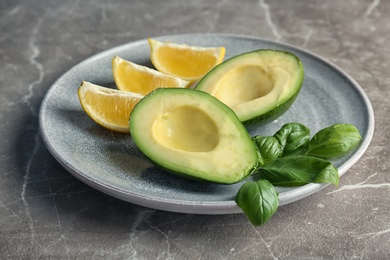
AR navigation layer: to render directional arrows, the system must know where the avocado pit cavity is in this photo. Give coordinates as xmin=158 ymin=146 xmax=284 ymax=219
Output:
xmin=153 ymin=105 xmax=219 ymax=152
xmin=214 ymin=65 xmax=274 ymax=107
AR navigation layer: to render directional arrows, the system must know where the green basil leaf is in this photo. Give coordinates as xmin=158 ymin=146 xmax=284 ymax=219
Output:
xmin=274 ymin=123 xmax=310 ymax=156
xmin=252 ymin=123 xmax=310 ymax=165
xmin=307 ymin=124 xmax=362 ymax=158
xmin=258 ymin=156 xmax=339 ymax=186
xmin=313 ymin=162 xmax=339 ymax=185
xmin=235 ymin=180 xmax=279 ymax=226
xmin=252 ymin=135 xmax=283 ymax=165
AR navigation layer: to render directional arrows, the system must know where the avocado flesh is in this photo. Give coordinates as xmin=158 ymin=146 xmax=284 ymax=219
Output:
xmin=195 ymin=50 xmax=304 ymax=124
xmin=129 ymin=88 xmax=258 ymax=184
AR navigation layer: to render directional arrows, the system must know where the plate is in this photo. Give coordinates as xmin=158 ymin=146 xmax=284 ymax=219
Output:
xmin=39 ymin=34 xmax=374 ymax=214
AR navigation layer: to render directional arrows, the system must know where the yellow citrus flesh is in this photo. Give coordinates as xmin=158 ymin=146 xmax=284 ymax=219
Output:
xmin=112 ymin=56 xmax=191 ymax=95
xmin=148 ymin=38 xmax=226 ymax=82
xmin=78 ymin=81 xmax=144 ymax=133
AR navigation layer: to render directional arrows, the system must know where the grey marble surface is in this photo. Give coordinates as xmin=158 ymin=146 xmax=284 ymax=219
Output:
xmin=1 ymin=0 xmax=389 ymax=259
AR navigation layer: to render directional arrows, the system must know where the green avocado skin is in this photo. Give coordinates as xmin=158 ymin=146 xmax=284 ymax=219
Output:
xmin=145 ymin=158 xmax=259 ymax=185
xmin=243 ymin=87 xmax=301 ymax=128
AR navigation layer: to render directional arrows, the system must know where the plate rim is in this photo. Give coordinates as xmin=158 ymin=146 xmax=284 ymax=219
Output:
xmin=39 ymin=33 xmax=375 ymax=215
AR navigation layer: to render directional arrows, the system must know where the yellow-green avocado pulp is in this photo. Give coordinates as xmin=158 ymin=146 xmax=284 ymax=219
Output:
xmin=195 ymin=49 xmax=304 ymax=125
xmin=129 ymin=88 xmax=258 ymax=184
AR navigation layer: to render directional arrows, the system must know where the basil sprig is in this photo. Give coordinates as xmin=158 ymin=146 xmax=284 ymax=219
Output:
xmin=236 ymin=122 xmax=362 ymax=226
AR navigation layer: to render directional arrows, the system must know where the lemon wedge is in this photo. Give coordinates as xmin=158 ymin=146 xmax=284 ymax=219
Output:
xmin=78 ymin=81 xmax=143 ymax=133
xmin=148 ymin=38 xmax=226 ymax=82
xmin=112 ymin=56 xmax=191 ymax=95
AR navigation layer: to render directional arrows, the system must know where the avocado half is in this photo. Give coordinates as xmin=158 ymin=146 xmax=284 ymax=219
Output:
xmin=195 ymin=49 xmax=304 ymax=125
xmin=129 ymin=88 xmax=259 ymax=184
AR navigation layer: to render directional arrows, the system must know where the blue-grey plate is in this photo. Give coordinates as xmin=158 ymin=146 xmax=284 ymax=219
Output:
xmin=39 ymin=34 xmax=374 ymax=214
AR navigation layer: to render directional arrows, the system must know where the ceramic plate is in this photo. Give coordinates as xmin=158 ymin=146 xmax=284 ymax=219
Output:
xmin=39 ymin=34 xmax=374 ymax=214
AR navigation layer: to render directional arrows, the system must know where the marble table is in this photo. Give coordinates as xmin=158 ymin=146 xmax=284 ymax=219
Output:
xmin=1 ymin=0 xmax=389 ymax=259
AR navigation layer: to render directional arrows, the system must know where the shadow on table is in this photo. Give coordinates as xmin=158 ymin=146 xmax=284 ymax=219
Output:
xmin=12 ymin=107 xmax=250 ymax=237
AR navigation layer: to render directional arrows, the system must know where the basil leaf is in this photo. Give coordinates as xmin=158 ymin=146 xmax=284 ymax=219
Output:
xmin=252 ymin=123 xmax=310 ymax=164
xmin=274 ymin=123 xmax=310 ymax=156
xmin=235 ymin=180 xmax=279 ymax=226
xmin=258 ymin=156 xmax=339 ymax=186
xmin=307 ymin=124 xmax=362 ymax=158
xmin=252 ymin=135 xmax=283 ymax=165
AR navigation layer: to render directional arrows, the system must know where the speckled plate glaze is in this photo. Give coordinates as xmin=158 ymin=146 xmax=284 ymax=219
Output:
xmin=39 ymin=34 xmax=374 ymax=215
